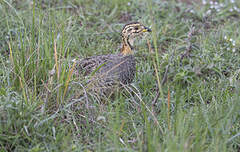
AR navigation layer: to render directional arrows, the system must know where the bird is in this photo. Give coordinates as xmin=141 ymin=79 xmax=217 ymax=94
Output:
xmin=75 ymin=22 xmax=151 ymax=95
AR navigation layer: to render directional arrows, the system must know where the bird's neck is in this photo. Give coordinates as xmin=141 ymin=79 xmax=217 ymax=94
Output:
xmin=121 ymin=37 xmax=133 ymax=55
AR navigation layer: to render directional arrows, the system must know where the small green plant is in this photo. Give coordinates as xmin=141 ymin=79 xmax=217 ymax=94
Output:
xmin=0 ymin=0 xmax=239 ymax=151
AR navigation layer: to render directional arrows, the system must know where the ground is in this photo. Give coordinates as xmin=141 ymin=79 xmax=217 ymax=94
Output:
xmin=0 ymin=0 xmax=240 ymax=151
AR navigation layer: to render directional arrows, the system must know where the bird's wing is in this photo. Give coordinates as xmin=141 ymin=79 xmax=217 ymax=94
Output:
xmin=76 ymin=54 xmax=119 ymax=76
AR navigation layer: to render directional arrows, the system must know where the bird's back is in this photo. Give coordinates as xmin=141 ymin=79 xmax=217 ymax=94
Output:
xmin=77 ymin=53 xmax=136 ymax=86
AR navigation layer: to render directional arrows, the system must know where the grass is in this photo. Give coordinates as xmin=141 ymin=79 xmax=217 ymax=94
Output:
xmin=0 ymin=0 xmax=240 ymax=151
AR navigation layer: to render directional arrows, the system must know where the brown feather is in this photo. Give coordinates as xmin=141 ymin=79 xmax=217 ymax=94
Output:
xmin=75 ymin=22 xmax=151 ymax=94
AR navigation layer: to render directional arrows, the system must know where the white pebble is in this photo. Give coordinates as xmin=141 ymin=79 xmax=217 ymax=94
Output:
xmin=233 ymin=6 xmax=238 ymax=10
xmin=202 ymin=0 xmax=207 ymax=5
xmin=232 ymin=41 xmax=236 ymax=46
xmin=232 ymin=48 xmax=236 ymax=53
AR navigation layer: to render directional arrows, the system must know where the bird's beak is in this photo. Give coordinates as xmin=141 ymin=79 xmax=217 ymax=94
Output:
xmin=142 ymin=26 xmax=152 ymax=32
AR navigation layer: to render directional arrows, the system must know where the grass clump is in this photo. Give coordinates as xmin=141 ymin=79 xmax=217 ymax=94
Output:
xmin=0 ymin=0 xmax=240 ymax=151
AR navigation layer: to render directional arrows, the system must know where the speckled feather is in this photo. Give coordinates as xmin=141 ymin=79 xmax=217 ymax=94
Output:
xmin=77 ymin=53 xmax=136 ymax=86
xmin=75 ymin=22 xmax=150 ymax=93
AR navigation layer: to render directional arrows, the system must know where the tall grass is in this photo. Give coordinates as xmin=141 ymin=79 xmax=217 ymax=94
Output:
xmin=0 ymin=0 xmax=240 ymax=151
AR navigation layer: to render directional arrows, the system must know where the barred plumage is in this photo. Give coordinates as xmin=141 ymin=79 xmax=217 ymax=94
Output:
xmin=76 ymin=22 xmax=151 ymax=94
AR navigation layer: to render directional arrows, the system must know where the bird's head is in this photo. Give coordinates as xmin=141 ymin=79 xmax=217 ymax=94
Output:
xmin=121 ymin=22 xmax=151 ymax=55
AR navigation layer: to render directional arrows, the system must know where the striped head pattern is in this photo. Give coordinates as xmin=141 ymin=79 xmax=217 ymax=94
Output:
xmin=121 ymin=22 xmax=151 ymax=55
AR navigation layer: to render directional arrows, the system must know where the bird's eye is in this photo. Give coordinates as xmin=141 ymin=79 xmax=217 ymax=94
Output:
xmin=134 ymin=27 xmax=139 ymax=30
